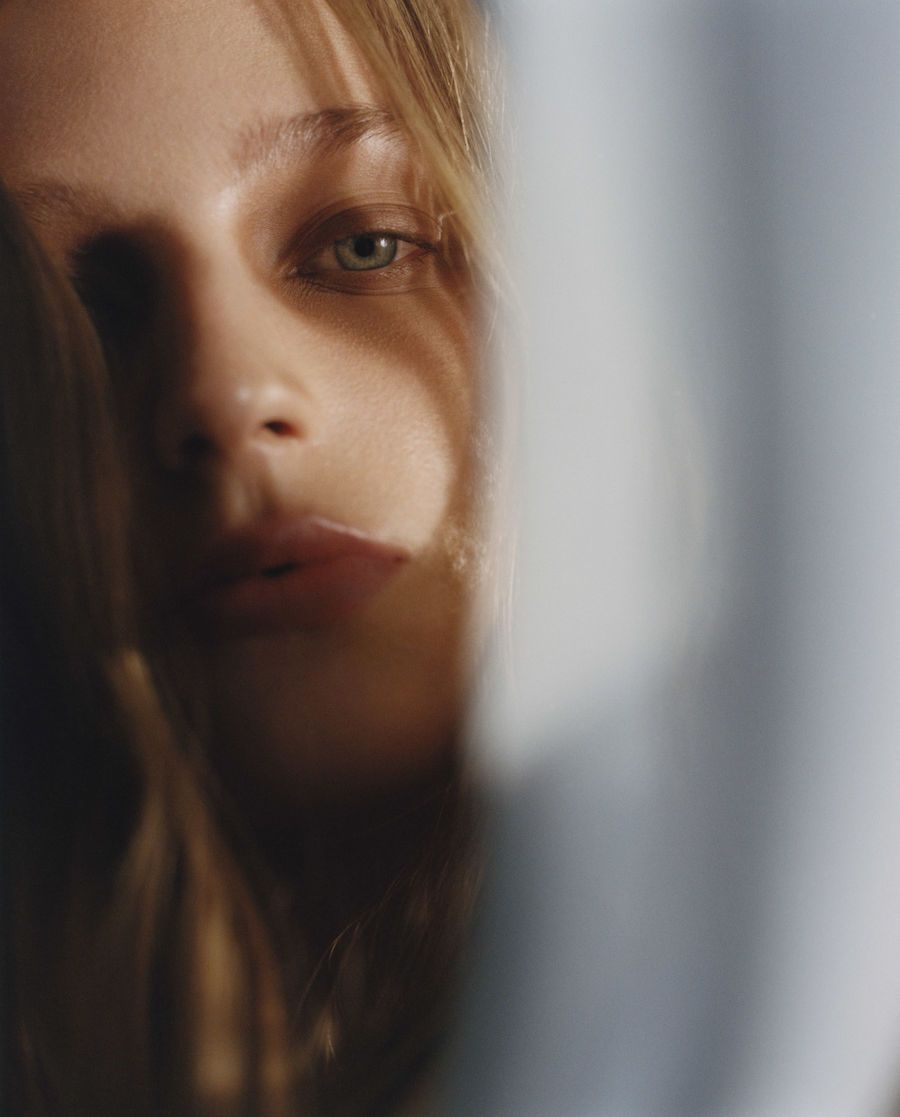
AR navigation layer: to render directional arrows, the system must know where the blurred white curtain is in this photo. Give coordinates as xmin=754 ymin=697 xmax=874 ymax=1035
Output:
xmin=446 ymin=3 xmax=900 ymax=1115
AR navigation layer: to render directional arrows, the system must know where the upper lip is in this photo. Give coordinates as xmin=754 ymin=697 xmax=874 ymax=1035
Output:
xmin=178 ymin=515 xmax=410 ymax=606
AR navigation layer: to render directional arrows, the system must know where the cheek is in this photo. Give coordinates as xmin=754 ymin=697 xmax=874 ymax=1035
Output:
xmin=291 ymin=287 xmax=475 ymax=548
xmin=331 ymin=372 xmax=458 ymax=547
xmin=206 ymin=607 xmax=466 ymax=807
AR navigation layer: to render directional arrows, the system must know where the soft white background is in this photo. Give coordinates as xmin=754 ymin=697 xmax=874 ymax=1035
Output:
xmin=448 ymin=3 xmax=900 ymax=1114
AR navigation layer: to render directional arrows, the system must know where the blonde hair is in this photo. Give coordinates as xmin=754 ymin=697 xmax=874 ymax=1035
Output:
xmin=1 ymin=2 xmax=492 ymax=1114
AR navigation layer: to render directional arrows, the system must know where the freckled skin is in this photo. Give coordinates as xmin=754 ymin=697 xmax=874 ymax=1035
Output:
xmin=0 ymin=0 xmax=477 ymax=811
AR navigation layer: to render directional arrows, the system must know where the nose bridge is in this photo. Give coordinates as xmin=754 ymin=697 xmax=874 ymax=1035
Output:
xmin=155 ymin=247 xmax=309 ymax=471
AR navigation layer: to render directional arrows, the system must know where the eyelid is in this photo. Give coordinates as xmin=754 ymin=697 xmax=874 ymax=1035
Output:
xmin=302 ymin=233 xmax=419 ymax=276
xmin=281 ymin=201 xmax=444 ymax=274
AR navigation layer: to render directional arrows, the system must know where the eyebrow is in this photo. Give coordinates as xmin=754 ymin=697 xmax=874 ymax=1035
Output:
xmin=230 ymin=104 xmax=405 ymax=174
xmin=9 ymin=105 xmax=406 ymax=227
xmin=9 ymin=180 xmax=116 ymax=228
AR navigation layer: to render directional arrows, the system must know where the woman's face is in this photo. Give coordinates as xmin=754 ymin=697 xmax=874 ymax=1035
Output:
xmin=0 ymin=0 xmax=477 ymax=807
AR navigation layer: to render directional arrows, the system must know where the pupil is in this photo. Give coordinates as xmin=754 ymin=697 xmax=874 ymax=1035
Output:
xmin=355 ymin=236 xmax=376 ymax=258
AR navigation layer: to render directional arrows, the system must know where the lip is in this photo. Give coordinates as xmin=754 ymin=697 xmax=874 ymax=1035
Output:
xmin=179 ymin=516 xmax=410 ymax=638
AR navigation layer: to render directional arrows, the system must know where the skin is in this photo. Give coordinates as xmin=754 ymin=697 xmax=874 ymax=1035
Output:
xmin=0 ymin=0 xmax=477 ymax=812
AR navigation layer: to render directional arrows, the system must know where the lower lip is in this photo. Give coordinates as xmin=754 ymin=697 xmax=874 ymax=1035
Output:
xmin=185 ymin=552 xmax=408 ymax=639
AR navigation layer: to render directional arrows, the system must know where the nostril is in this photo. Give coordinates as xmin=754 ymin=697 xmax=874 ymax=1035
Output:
xmin=181 ymin=432 xmax=215 ymax=465
xmin=263 ymin=419 xmax=300 ymax=438
xmin=161 ymin=410 xmax=305 ymax=472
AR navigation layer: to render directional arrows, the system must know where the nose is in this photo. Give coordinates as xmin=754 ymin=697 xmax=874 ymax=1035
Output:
xmin=156 ymin=372 xmax=306 ymax=472
xmin=153 ymin=268 xmax=309 ymax=473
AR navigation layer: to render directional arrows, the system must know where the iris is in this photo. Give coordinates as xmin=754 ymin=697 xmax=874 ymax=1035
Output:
xmin=334 ymin=232 xmax=398 ymax=270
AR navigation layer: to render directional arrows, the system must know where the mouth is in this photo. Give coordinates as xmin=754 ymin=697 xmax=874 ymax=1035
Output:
xmin=179 ymin=516 xmax=410 ymax=639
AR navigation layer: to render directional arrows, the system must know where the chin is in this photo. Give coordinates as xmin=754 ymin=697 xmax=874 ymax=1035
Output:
xmin=205 ymin=615 xmax=468 ymax=814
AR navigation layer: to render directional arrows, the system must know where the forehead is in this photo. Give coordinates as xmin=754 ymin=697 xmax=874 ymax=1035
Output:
xmin=0 ymin=0 xmax=381 ymax=200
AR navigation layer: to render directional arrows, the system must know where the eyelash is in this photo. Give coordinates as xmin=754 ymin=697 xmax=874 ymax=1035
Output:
xmin=283 ymin=204 xmax=445 ymax=294
xmin=294 ymin=230 xmax=424 ymax=269
xmin=289 ymin=230 xmax=436 ymax=286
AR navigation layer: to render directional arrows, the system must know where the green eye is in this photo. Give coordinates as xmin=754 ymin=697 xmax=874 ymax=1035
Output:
xmin=333 ymin=233 xmax=399 ymax=271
